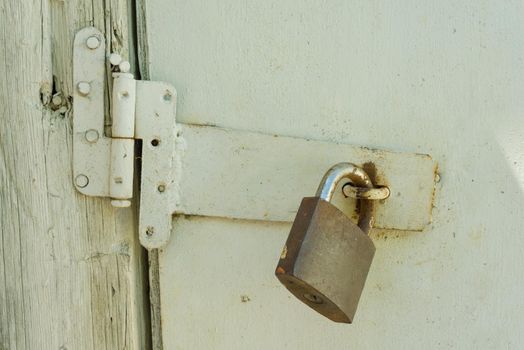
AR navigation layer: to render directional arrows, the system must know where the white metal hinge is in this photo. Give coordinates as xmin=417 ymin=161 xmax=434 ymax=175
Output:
xmin=73 ymin=27 xmax=176 ymax=249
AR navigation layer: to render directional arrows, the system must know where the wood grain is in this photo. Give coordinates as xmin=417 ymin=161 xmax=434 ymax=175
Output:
xmin=135 ymin=2 xmax=163 ymax=348
xmin=0 ymin=0 xmax=149 ymax=349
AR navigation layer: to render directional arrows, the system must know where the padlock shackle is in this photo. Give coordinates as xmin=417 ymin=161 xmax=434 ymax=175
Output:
xmin=315 ymin=163 xmax=373 ymax=201
xmin=315 ymin=162 xmax=375 ymax=234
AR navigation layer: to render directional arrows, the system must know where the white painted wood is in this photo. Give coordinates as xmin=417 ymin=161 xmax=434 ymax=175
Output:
xmin=175 ymin=124 xmax=436 ymax=231
xmin=146 ymin=0 xmax=524 ymax=349
xmin=0 ymin=1 xmax=149 ymax=349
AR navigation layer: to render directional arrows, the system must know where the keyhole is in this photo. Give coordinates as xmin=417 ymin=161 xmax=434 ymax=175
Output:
xmin=304 ymin=293 xmax=323 ymax=304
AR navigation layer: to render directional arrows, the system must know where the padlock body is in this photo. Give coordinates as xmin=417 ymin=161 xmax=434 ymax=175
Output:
xmin=275 ymin=197 xmax=375 ymax=323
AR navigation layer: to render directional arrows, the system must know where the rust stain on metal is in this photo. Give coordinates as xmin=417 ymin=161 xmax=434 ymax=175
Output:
xmin=276 ymin=267 xmax=286 ymax=274
xmin=361 ymin=162 xmax=378 ymax=184
xmin=370 ymin=229 xmax=411 ymax=241
xmin=429 ymin=162 xmax=440 ymax=224
xmin=275 ymin=197 xmax=375 ymax=323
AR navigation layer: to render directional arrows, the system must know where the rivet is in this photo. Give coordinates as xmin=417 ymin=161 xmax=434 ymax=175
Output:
xmin=157 ymin=184 xmax=166 ymax=193
xmin=86 ymin=36 xmax=100 ymax=50
xmin=85 ymin=129 xmax=99 ymax=143
xmin=77 ymin=82 xmax=91 ymax=96
xmin=75 ymin=174 xmax=89 ymax=188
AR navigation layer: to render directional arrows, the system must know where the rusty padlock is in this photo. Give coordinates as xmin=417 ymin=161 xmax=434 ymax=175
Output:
xmin=275 ymin=162 xmax=377 ymax=323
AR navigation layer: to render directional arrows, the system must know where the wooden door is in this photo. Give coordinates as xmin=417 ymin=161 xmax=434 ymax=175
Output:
xmin=142 ymin=1 xmax=524 ymax=349
xmin=0 ymin=1 xmax=149 ymax=349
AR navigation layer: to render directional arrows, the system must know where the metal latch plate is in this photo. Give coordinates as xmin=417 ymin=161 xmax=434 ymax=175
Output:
xmin=173 ymin=125 xmax=438 ymax=231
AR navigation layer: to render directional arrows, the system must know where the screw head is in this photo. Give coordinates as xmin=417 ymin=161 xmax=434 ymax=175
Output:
xmin=77 ymin=82 xmax=91 ymax=96
xmin=146 ymin=226 xmax=155 ymax=237
xmin=163 ymin=91 xmax=172 ymax=102
xmin=85 ymin=129 xmax=99 ymax=143
xmin=75 ymin=174 xmax=89 ymax=188
xmin=86 ymin=36 xmax=100 ymax=49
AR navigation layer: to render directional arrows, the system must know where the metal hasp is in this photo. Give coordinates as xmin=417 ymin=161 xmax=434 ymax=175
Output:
xmin=276 ymin=163 xmax=381 ymax=323
xmin=73 ymin=27 xmax=176 ymax=249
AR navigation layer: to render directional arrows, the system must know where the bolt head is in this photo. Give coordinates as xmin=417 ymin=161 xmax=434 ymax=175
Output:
xmin=77 ymin=82 xmax=91 ymax=96
xmin=86 ymin=36 xmax=100 ymax=49
xmin=146 ymin=226 xmax=155 ymax=236
xmin=75 ymin=174 xmax=89 ymax=188
xmin=85 ymin=129 xmax=99 ymax=143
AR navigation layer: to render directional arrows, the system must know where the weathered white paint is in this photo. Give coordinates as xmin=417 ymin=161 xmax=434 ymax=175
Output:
xmin=73 ymin=26 xmax=178 ymax=250
xmin=0 ymin=1 xmax=149 ymax=349
xmin=135 ymin=81 xmax=178 ymax=249
xmin=73 ymin=27 xmax=113 ymax=197
xmin=146 ymin=0 xmax=524 ymax=349
xmin=174 ymin=124 xmax=437 ymax=231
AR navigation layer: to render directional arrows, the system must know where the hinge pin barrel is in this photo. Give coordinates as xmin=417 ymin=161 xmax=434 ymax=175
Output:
xmin=109 ymin=73 xmax=137 ymax=206
xmin=111 ymin=73 xmax=136 ymax=138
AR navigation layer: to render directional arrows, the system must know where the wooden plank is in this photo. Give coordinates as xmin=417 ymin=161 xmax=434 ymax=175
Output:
xmin=0 ymin=0 xmax=149 ymax=349
xmin=135 ymin=2 xmax=164 ymax=348
xmin=174 ymin=124 xmax=438 ymax=231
